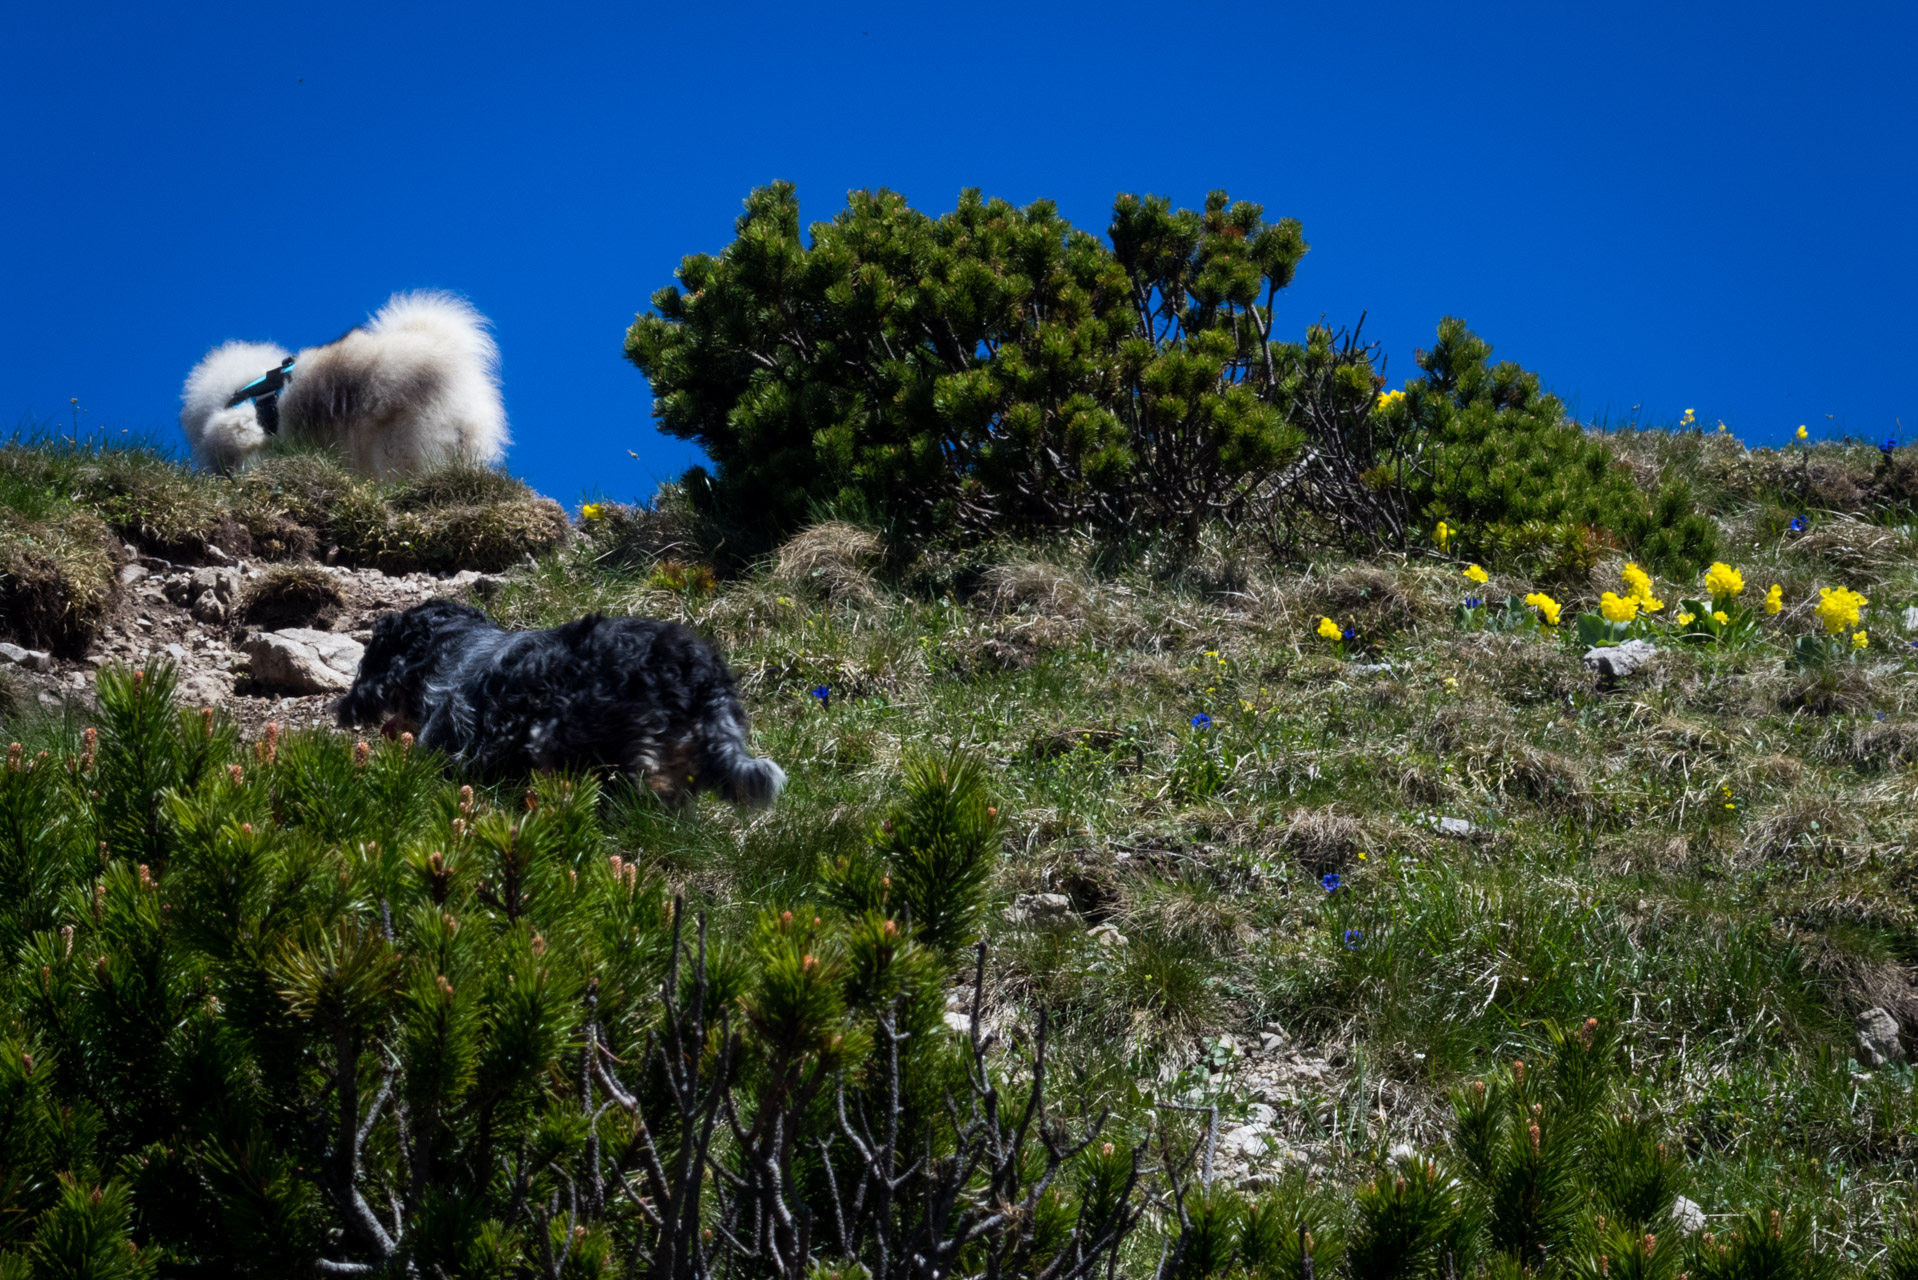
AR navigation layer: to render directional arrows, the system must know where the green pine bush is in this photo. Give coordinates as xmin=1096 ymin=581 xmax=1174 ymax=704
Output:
xmin=1381 ymin=317 xmax=1719 ymax=578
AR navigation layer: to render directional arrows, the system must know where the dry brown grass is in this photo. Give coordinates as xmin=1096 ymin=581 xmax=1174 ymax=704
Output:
xmin=976 ymin=560 xmax=1089 ymax=619
xmin=239 ymin=565 xmax=348 ymax=631
xmin=773 ymin=521 xmax=883 ymax=603
xmin=0 ymin=509 xmax=117 ymax=655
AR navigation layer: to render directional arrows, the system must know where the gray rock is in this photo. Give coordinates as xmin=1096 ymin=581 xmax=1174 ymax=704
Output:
xmin=1436 ymin=816 xmax=1474 ymax=838
xmin=1669 ymin=1195 xmax=1706 ymax=1236
xmin=1087 ymin=922 xmax=1127 ymax=947
xmin=164 ymin=643 xmax=187 ymax=662
xmin=190 ymin=567 xmax=240 ymax=604
xmin=1258 ymin=1031 xmax=1286 ymax=1054
xmin=1003 ymin=892 xmax=1076 ymax=926
xmin=243 ymin=628 xmax=364 ymax=694
xmin=1583 ymin=639 xmax=1659 ymax=679
xmin=1904 ymin=605 xmax=1918 ymax=634
xmin=1349 ymin=662 xmax=1396 ymax=675
xmin=1856 ymin=1007 xmax=1905 ymax=1068
xmin=117 ymin=562 xmax=149 ymax=585
xmin=1218 ymin=1125 xmax=1270 ymax=1159
xmin=203 ymin=543 xmax=231 ymax=565
xmin=191 ymin=594 xmax=229 ymax=624
xmin=0 ymin=642 xmax=53 ymax=672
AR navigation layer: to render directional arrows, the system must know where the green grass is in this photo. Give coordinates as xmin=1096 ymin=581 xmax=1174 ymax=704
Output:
xmin=5 ymin=426 xmax=1918 ymax=1272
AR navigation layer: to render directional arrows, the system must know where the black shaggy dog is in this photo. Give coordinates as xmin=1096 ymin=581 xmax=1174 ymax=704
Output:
xmin=337 ymin=600 xmax=785 ymax=808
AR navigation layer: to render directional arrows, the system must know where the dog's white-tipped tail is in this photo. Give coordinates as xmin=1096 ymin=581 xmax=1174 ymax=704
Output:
xmin=726 ymin=755 xmax=787 ymax=808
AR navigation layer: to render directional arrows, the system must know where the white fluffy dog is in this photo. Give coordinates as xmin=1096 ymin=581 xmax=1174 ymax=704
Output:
xmin=180 ymin=291 xmax=508 ymax=477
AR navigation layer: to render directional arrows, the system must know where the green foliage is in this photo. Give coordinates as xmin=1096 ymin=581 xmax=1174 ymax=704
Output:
xmin=1389 ymin=317 xmax=1718 ymax=577
xmin=0 ymin=667 xmax=1141 ymax=1277
xmin=627 ymin=183 xmax=1308 ymax=552
xmin=823 ymin=748 xmax=1004 ymax=957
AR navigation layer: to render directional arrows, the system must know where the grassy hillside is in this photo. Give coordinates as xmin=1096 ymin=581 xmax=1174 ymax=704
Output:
xmin=3 ymin=426 xmax=1918 ymax=1275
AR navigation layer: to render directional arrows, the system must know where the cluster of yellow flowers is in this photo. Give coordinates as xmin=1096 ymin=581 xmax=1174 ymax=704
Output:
xmin=1377 ymin=389 xmax=1407 ymax=412
xmin=1598 ymin=592 xmax=1640 ymax=624
xmin=1317 ymin=616 xmax=1343 ymax=642
xmin=1703 ymin=562 xmax=1744 ymax=600
xmin=1814 ymin=586 xmax=1869 ymax=636
xmin=580 ymin=502 xmax=606 ymax=520
xmin=1764 ymin=584 xmax=1782 ymax=614
xmin=1796 ymin=425 xmax=1809 ymax=440
xmin=1680 ymin=408 xmax=1695 ymax=427
xmin=1620 ymin=561 xmax=1663 ymax=612
xmin=1434 ymin=520 xmax=1452 ymax=552
xmin=1462 ymin=564 xmax=1489 ymax=585
xmin=1522 ymin=592 xmax=1561 ymax=627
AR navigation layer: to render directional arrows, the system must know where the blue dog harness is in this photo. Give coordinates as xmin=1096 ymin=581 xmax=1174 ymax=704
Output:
xmin=225 ymin=357 xmax=296 ymax=435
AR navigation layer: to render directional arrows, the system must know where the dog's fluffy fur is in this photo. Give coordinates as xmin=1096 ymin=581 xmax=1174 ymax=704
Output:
xmin=181 ymin=291 xmax=508 ymax=477
xmin=337 ymin=600 xmax=786 ymax=808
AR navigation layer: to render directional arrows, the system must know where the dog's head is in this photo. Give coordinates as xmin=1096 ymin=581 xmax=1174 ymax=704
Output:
xmin=337 ymin=599 xmax=489 ymax=731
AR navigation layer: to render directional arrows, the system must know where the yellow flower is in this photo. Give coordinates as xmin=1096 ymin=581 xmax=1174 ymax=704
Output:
xmin=1317 ymin=616 xmax=1342 ymax=642
xmin=1796 ymin=425 xmax=1808 ymax=439
xmin=1598 ymin=592 xmax=1640 ymax=624
xmin=1620 ymin=562 xmax=1663 ymax=611
xmin=1522 ymin=592 xmax=1561 ymax=627
xmin=1852 ymin=630 xmax=1869 ymax=650
xmin=1434 ymin=520 xmax=1451 ymax=551
xmin=1764 ymin=584 xmax=1782 ymax=615
xmin=1717 ymin=420 xmax=1727 ymax=433
xmin=1676 ymin=611 xmax=1695 ymax=626
xmin=1462 ymin=564 xmax=1489 ymax=585
xmin=1703 ymin=562 xmax=1744 ymax=600
xmin=1681 ymin=408 xmax=1695 ymax=425
xmin=580 ymin=502 xmax=605 ymax=520
xmin=1712 ymin=610 xmax=1729 ymax=625
xmin=1814 ymin=586 xmax=1869 ymax=635
xmin=1376 ymin=389 xmax=1407 ymax=412
xmin=1443 ymin=676 xmax=1458 ymax=690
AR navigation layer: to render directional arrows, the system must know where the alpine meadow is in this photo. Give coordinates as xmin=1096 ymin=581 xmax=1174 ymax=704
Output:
xmin=4 ymin=184 xmax=1918 ymax=1280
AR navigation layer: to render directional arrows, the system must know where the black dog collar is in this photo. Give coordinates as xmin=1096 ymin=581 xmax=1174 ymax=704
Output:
xmin=225 ymin=357 xmax=296 ymax=435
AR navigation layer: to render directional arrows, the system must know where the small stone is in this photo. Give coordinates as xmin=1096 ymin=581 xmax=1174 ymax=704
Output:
xmin=1259 ymin=1032 xmax=1286 ymax=1054
xmin=191 ymin=595 xmax=229 ymax=624
xmin=135 ymin=617 xmax=154 ymax=631
xmin=117 ymin=563 xmax=149 ymax=585
xmin=1389 ymin=1141 xmax=1417 ymax=1163
xmin=1436 ymin=816 xmax=1473 ymax=838
xmin=1218 ymin=1125 xmax=1269 ymax=1159
xmin=242 ymin=628 xmax=365 ymax=694
xmin=0 ymin=642 xmax=53 ymax=672
xmin=1088 ymin=923 xmax=1128 ymax=947
xmin=165 ymin=643 xmax=187 ymax=662
xmin=1582 ymin=639 xmax=1659 ymax=679
xmin=1856 ymin=1006 xmax=1905 ymax=1068
xmin=204 ymin=544 xmax=231 ymax=565
xmin=1003 ymin=892 xmax=1076 ymax=926
xmin=1348 ymin=662 xmax=1396 ymax=675
xmin=1669 ymin=1195 xmax=1706 ymax=1236
xmin=1245 ymin=1103 xmax=1277 ymax=1126
xmin=1903 ymin=605 xmax=1918 ymax=634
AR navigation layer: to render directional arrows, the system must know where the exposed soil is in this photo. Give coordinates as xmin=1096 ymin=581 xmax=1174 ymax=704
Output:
xmin=7 ymin=540 xmax=503 ymax=740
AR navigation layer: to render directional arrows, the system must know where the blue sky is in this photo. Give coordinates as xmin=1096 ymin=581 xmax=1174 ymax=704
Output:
xmin=4 ymin=1 xmax=1913 ymax=505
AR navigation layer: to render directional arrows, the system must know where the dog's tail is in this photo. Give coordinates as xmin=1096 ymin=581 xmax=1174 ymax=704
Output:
xmin=180 ymin=340 xmax=293 ymax=472
xmin=701 ymin=699 xmax=787 ymax=809
xmin=364 ymin=291 xmax=508 ymax=464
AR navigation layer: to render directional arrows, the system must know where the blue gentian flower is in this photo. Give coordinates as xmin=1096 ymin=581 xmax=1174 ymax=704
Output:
xmin=1342 ymin=627 xmax=1358 ymax=642
xmin=1190 ymin=713 xmax=1212 ymax=731
xmin=1789 ymin=515 xmax=1809 ymax=533
xmin=1343 ymin=928 xmax=1364 ymax=950
xmin=810 ymin=685 xmax=830 ymax=708
xmin=1881 ymin=437 xmax=1899 ymax=452
xmin=1463 ymin=597 xmax=1482 ymax=610
xmin=1321 ymin=872 xmax=1341 ymax=892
